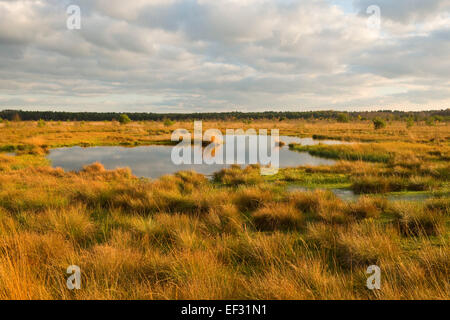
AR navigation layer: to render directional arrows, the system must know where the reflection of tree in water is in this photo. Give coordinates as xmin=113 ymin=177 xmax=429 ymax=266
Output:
xmin=203 ymin=142 xmax=223 ymax=163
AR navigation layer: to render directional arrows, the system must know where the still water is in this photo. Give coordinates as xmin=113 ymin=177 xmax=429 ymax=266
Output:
xmin=48 ymin=136 xmax=342 ymax=178
xmin=287 ymin=185 xmax=437 ymax=202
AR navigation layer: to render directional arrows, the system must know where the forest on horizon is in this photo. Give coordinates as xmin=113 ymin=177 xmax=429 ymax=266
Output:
xmin=1 ymin=109 xmax=449 ymax=122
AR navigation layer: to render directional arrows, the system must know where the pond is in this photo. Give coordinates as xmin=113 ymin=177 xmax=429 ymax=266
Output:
xmin=287 ymin=185 xmax=437 ymax=202
xmin=48 ymin=136 xmax=342 ymax=178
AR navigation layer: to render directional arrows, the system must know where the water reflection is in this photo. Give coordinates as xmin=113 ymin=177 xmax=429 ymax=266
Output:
xmin=48 ymin=135 xmax=342 ymax=178
xmin=287 ymin=185 xmax=437 ymax=202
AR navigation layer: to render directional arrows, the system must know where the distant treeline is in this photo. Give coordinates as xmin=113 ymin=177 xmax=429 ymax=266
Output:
xmin=1 ymin=109 xmax=449 ymax=122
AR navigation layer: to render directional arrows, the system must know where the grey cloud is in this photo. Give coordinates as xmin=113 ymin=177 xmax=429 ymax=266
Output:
xmin=0 ymin=0 xmax=448 ymax=112
xmin=351 ymin=27 xmax=450 ymax=78
xmin=353 ymin=0 xmax=450 ymax=24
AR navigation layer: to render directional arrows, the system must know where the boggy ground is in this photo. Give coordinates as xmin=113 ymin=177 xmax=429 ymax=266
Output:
xmin=1 ymin=118 xmax=449 ymax=151
xmin=0 ymin=119 xmax=448 ymax=299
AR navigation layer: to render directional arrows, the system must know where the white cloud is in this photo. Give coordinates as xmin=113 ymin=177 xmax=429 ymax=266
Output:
xmin=0 ymin=0 xmax=448 ymax=112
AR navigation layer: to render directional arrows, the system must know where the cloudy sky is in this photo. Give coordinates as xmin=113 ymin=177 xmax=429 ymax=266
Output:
xmin=0 ymin=0 xmax=449 ymax=112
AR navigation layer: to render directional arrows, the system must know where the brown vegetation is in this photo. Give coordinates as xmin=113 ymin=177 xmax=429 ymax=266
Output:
xmin=0 ymin=119 xmax=448 ymax=300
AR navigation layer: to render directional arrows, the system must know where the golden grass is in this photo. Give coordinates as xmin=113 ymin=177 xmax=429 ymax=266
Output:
xmin=0 ymin=119 xmax=448 ymax=300
xmin=0 ymin=161 xmax=447 ymax=300
xmin=252 ymin=203 xmax=304 ymax=231
xmin=0 ymin=119 xmax=449 ymax=152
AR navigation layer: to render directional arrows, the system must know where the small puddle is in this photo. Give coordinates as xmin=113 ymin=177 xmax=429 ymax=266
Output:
xmin=287 ymin=185 xmax=436 ymax=202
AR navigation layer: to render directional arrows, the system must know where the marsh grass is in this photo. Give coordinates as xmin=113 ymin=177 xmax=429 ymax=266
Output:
xmin=290 ymin=141 xmax=448 ymax=195
xmin=351 ymin=175 xmax=439 ymax=194
xmin=233 ymin=186 xmax=275 ymax=212
xmin=345 ymin=196 xmax=381 ymax=219
xmin=290 ymin=144 xmax=393 ymax=163
xmin=394 ymin=204 xmax=446 ymax=237
xmin=0 ymin=120 xmax=448 ymax=299
xmin=252 ymin=203 xmax=304 ymax=231
xmin=0 ymin=162 xmax=447 ymax=299
xmin=214 ymin=164 xmax=263 ymax=185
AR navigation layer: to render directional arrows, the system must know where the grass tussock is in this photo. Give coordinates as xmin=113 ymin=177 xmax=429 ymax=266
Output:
xmin=289 ymin=190 xmax=352 ymax=224
xmin=392 ymin=203 xmax=446 ymax=237
xmin=352 ymin=175 xmax=438 ymax=194
xmin=214 ymin=164 xmax=263 ymax=185
xmin=233 ymin=186 xmax=274 ymax=212
xmin=252 ymin=203 xmax=304 ymax=231
xmin=345 ymin=196 xmax=381 ymax=219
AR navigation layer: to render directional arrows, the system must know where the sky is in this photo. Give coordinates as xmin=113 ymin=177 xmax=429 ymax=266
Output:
xmin=0 ymin=0 xmax=449 ymax=113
